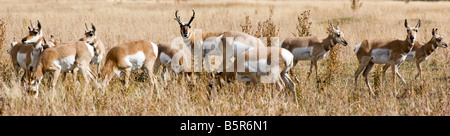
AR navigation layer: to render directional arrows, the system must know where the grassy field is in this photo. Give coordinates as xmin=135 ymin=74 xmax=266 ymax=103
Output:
xmin=0 ymin=0 xmax=449 ymax=116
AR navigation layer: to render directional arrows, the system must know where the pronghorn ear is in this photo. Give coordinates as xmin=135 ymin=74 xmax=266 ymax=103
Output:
xmin=404 ymin=19 xmax=408 ymax=28
xmin=415 ymin=20 xmax=421 ymax=29
xmin=50 ymin=35 xmax=55 ymax=41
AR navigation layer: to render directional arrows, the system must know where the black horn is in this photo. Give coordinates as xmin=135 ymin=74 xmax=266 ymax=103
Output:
xmin=188 ymin=10 xmax=195 ymax=25
xmin=174 ymin=10 xmax=182 ymax=25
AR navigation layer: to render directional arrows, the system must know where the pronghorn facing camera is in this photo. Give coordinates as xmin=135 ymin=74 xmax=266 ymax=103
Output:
xmin=213 ymin=47 xmax=298 ymax=106
xmin=153 ymin=43 xmax=190 ymax=85
xmin=80 ymin=23 xmax=106 ymax=76
xmin=99 ymin=40 xmax=158 ymax=89
xmin=280 ymin=22 xmax=348 ymax=81
xmin=354 ymin=19 xmax=421 ymax=95
xmin=382 ymin=28 xmax=447 ymax=80
xmin=9 ymin=20 xmax=44 ymax=82
xmin=174 ymin=10 xmax=264 ymax=83
xmin=27 ymin=25 xmax=102 ymax=94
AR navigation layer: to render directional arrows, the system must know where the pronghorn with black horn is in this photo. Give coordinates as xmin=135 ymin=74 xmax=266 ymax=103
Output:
xmin=174 ymin=10 xmax=265 ymax=82
xmin=153 ymin=43 xmax=190 ymax=85
xmin=79 ymin=23 xmax=105 ymax=77
xmin=382 ymin=28 xmax=447 ymax=80
xmin=354 ymin=19 xmax=421 ymax=95
xmin=280 ymin=22 xmax=348 ymax=81
xmin=9 ymin=20 xmax=44 ymax=82
xmin=98 ymin=40 xmax=158 ymax=89
xmin=27 ymin=23 xmax=101 ymax=94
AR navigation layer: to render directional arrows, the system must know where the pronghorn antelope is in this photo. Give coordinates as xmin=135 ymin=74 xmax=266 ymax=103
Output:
xmin=9 ymin=20 xmax=44 ymax=82
xmin=153 ymin=43 xmax=190 ymax=85
xmin=98 ymin=40 xmax=158 ymax=89
xmin=174 ymin=10 xmax=265 ymax=80
xmin=214 ymin=47 xmax=298 ymax=105
xmin=280 ymin=23 xmax=348 ymax=81
xmin=382 ymin=28 xmax=447 ymax=80
xmin=27 ymin=24 xmax=102 ymax=93
xmin=79 ymin=23 xmax=106 ymax=76
xmin=354 ymin=19 xmax=421 ymax=95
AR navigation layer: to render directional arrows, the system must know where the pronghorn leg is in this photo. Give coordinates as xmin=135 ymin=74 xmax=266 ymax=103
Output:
xmin=363 ymin=62 xmax=375 ymax=95
xmin=14 ymin=64 xmax=19 ymax=77
xmin=78 ymin=64 xmax=90 ymax=85
xmin=161 ymin=65 xmax=168 ymax=86
xmin=313 ymin=59 xmax=319 ymax=79
xmin=391 ymin=63 xmax=397 ymax=92
xmin=96 ymin=64 xmax=101 ymax=78
xmin=62 ymin=72 xmax=67 ymax=82
xmin=415 ymin=62 xmax=422 ymax=80
xmin=354 ymin=57 xmax=372 ymax=91
xmin=291 ymin=60 xmax=300 ymax=83
xmin=153 ymin=58 xmax=161 ymax=75
xmin=123 ymin=68 xmax=131 ymax=88
xmin=306 ymin=60 xmax=314 ymax=79
xmin=382 ymin=64 xmax=390 ymax=84
xmin=51 ymin=69 xmax=61 ymax=89
xmin=395 ymin=62 xmax=406 ymax=84
xmin=144 ymin=58 xmax=158 ymax=90
xmin=21 ymin=70 xmax=27 ymax=83
xmin=72 ymin=67 xmax=79 ymax=85
xmin=281 ymin=72 xmax=298 ymax=107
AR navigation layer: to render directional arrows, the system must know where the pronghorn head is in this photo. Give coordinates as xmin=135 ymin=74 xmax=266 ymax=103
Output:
xmin=174 ymin=10 xmax=195 ymax=38
xmin=329 ymin=23 xmax=348 ymax=46
xmin=432 ymin=28 xmax=447 ymax=48
xmin=404 ymin=19 xmax=421 ymax=45
xmin=43 ymin=35 xmax=56 ymax=50
xmin=22 ymin=20 xmax=43 ymax=44
xmin=84 ymin=23 xmax=97 ymax=45
xmin=27 ymin=78 xmax=41 ymax=96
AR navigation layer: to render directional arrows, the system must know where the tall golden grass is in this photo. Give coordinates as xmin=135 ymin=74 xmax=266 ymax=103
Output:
xmin=0 ymin=0 xmax=449 ymax=116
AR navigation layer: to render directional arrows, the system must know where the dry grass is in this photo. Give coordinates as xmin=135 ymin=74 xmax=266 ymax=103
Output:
xmin=0 ymin=0 xmax=449 ymax=116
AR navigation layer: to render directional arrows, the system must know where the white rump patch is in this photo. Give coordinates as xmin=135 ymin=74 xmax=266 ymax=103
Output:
xmin=371 ymin=49 xmax=391 ymax=64
xmin=281 ymin=48 xmax=294 ymax=72
xmin=125 ymin=51 xmax=146 ymax=71
xmin=354 ymin=42 xmax=362 ymax=54
xmin=291 ymin=47 xmax=313 ymax=60
xmin=55 ymin=55 xmax=76 ymax=72
xmin=150 ymin=41 xmax=158 ymax=57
